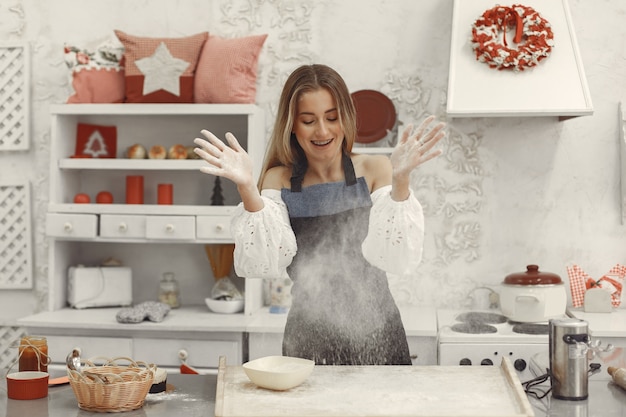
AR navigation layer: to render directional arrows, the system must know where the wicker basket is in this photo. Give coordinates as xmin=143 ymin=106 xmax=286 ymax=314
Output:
xmin=67 ymin=356 xmax=155 ymax=413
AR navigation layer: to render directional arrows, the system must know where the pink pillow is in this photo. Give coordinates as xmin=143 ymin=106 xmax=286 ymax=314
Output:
xmin=64 ymin=39 xmax=125 ymax=103
xmin=194 ymin=34 xmax=268 ymax=104
xmin=114 ymin=30 xmax=208 ymax=103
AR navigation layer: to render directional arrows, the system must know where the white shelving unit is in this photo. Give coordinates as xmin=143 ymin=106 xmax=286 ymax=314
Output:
xmin=20 ymin=104 xmax=267 ymax=369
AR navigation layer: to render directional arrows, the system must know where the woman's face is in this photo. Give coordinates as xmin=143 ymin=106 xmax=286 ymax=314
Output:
xmin=292 ymin=88 xmax=344 ymax=163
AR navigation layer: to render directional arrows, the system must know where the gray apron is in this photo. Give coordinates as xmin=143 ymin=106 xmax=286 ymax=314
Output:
xmin=280 ymin=151 xmax=411 ymax=365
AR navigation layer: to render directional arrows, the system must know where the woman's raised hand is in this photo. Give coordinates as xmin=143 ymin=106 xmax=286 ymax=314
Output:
xmin=390 ymin=115 xmax=446 ymax=180
xmin=193 ymin=130 xmax=254 ymax=188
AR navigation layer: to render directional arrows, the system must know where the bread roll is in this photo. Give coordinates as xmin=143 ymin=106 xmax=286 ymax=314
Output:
xmin=186 ymin=145 xmax=200 ymax=159
xmin=149 ymin=145 xmax=167 ymax=159
xmin=168 ymin=144 xmax=188 ymax=159
xmin=126 ymin=144 xmax=147 ymax=159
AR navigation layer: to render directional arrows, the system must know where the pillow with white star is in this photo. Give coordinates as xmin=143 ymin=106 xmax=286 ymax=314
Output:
xmin=114 ymin=30 xmax=208 ymax=103
xmin=194 ymin=34 xmax=268 ymax=104
xmin=64 ymin=36 xmax=125 ymax=104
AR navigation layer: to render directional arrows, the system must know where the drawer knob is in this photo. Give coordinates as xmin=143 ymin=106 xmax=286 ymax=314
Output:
xmin=118 ymin=222 xmax=128 ymax=232
xmin=63 ymin=222 xmax=73 ymax=232
xmin=215 ymin=224 xmax=224 ymax=232
xmin=165 ymin=224 xmax=175 ymax=233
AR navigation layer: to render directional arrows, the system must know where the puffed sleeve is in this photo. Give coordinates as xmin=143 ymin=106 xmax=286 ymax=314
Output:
xmin=362 ymin=185 xmax=425 ymax=275
xmin=230 ymin=189 xmax=297 ymax=279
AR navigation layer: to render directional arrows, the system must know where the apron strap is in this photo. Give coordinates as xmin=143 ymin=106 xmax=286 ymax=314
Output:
xmin=342 ymin=150 xmax=357 ymax=186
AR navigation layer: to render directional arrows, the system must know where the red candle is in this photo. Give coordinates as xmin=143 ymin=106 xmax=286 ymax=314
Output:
xmin=157 ymin=183 xmax=173 ymax=205
xmin=126 ymin=175 xmax=144 ymax=204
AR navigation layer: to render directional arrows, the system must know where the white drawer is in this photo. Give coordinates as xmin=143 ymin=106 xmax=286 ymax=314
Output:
xmin=196 ymin=215 xmax=232 ymax=240
xmin=100 ymin=214 xmax=146 ymax=238
xmin=45 ymin=335 xmax=133 ymax=364
xmin=133 ymin=338 xmax=240 ymax=368
xmin=145 ymin=216 xmax=195 ymax=240
xmin=46 ymin=213 xmax=98 ymax=238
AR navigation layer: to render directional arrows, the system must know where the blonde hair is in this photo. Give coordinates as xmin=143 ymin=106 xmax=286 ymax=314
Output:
xmin=257 ymin=64 xmax=357 ymax=188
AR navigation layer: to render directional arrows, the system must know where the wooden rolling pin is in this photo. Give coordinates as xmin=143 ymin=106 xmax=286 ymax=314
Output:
xmin=608 ymin=367 xmax=626 ymax=390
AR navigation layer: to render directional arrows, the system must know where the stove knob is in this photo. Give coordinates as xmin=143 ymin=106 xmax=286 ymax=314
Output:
xmin=480 ymin=359 xmax=493 ymax=366
xmin=459 ymin=358 xmax=472 ymax=366
xmin=514 ymin=359 xmax=527 ymax=372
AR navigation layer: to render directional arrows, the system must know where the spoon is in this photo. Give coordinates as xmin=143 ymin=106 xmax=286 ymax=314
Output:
xmin=66 ymin=348 xmax=107 ymax=383
xmin=66 ymin=348 xmax=82 ymax=372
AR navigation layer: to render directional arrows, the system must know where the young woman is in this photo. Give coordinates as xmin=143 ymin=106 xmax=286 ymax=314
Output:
xmin=194 ymin=64 xmax=445 ymax=365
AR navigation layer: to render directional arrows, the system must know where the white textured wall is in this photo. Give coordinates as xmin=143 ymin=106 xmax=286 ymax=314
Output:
xmin=0 ymin=0 xmax=625 ymax=324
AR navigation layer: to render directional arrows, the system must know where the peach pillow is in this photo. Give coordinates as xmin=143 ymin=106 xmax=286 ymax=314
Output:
xmin=114 ymin=30 xmax=208 ymax=103
xmin=194 ymin=34 xmax=268 ymax=104
xmin=67 ymin=69 xmax=125 ymax=104
xmin=64 ymin=39 xmax=125 ymax=103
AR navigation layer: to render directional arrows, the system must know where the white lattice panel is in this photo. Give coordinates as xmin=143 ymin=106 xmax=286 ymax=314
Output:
xmin=0 ymin=326 xmax=26 ymax=369
xmin=0 ymin=41 xmax=30 ymax=151
xmin=0 ymin=181 xmax=32 ymax=289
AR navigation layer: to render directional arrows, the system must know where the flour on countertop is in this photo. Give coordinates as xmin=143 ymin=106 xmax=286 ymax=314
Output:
xmin=218 ymin=364 xmax=532 ymax=417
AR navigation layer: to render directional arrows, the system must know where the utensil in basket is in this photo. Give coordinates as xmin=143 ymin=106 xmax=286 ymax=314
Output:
xmin=66 ymin=348 xmax=108 ymax=384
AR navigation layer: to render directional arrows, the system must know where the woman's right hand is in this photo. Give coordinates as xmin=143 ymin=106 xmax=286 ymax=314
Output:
xmin=193 ymin=130 xmax=255 ymax=188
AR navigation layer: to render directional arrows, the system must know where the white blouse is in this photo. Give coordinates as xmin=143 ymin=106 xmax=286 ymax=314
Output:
xmin=230 ymin=185 xmax=425 ymax=279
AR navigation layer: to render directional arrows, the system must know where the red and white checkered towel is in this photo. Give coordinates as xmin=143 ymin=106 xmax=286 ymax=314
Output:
xmin=566 ymin=264 xmax=626 ymax=308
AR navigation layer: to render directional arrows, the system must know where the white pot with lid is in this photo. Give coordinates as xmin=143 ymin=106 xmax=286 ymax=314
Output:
xmin=500 ymin=264 xmax=567 ymax=322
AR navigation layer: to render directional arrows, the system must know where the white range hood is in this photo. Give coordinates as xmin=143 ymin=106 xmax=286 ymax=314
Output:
xmin=446 ymin=0 xmax=593 ymax=118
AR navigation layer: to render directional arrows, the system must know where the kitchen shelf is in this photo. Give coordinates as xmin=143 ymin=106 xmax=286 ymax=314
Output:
xmin=19 ymin=306 xmax=248 ymax=368
xmin=53 ymin=103 xmax=260 ymax=115
xmin=43 ymin=102 xmax=266 ymax=300
xmin=19 ymin=103 xmax=269 ymax=368
xmin=59 ymin=158 xmax=207 ymax=170
xmin=47 ymin=203 xmax=235 ymax=216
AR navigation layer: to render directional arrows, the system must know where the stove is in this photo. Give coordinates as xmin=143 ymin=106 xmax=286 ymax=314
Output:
xmin=437 ymin=309 xmax=552 ymax=381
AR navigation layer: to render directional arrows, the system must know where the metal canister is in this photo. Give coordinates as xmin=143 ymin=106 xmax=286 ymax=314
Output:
xmin=549 ymin=318 xmax=589 ymax=400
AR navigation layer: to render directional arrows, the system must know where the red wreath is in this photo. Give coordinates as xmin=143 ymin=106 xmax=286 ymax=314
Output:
xmin=471 ymin=4 xmax=554 ymax=71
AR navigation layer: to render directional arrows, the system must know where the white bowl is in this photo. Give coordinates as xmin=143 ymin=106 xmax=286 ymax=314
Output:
xmin=242 ymin=355 xmax=315 ymax=391
xmin=204 ymin=298 xmax=244 ymax=314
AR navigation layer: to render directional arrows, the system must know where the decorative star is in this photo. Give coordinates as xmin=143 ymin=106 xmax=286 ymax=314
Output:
xmin=135 ymin=42 xmax=189 ymax=96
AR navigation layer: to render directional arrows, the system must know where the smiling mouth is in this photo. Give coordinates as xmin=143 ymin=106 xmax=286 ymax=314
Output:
xmin=312 ymin=139 xmax=333 ymax=146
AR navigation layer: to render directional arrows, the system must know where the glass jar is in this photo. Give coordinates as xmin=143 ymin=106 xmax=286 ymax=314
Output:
xmin=19 ymin=336 xmax=49 ymax=372
xmin=159 ymin=272 xmax=180 ymax=308
xmin=269 ymin=276 xmax=293 ymax=314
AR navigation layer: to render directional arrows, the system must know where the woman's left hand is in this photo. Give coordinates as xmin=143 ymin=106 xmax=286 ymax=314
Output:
xmin=390 ymin=115 xmax=446 ymax=181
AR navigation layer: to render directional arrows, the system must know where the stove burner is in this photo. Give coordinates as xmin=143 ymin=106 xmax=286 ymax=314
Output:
xmin=450 ymin=323 xmax=498 ymax=334
xmin=455 ymin=312 xmax=507 ymax=325
xmin=512 ymin=323 xmax=549 ymax=335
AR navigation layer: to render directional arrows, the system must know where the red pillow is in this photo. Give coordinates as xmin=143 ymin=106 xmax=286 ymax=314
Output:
xmin=64 ymin=38 xmax=125 ymax=104
xmin=114 ymin=30 xmax=208 ymax=103
xmin=194 ymin=34 xmax=267 ymax=104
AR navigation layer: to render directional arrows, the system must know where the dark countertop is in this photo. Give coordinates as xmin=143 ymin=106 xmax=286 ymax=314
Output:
xmin=2 ymin=374 xmax=215 ymax=417
xmin=2 ymin=370 xmax=626 ymax=416
xmin=529 ymin=377 xmax=626 ymax=416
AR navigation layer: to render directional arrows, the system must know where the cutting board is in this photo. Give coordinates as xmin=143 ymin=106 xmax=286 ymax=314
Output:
xmin=215 ymin=357 xmax=534 ymax=417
